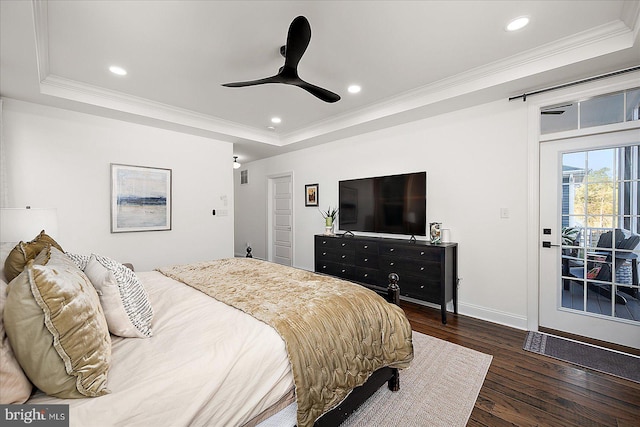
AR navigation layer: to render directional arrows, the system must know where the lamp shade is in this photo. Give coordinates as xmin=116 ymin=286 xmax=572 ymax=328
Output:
xmin=0 ymin=208 xmax=58 ymax=243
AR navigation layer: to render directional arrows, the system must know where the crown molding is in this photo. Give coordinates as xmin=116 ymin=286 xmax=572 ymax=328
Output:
xmin=32 ymin=0 xmax=49 ymax=82
xmin=281 ymin=20 xmax=636 ymax=145
xmin=31 ymin=0 xmax=639 ymax=147
xmin=621 ymin=0 xmax=640 ymax=37
xmin=38 ymin=75 xmax=281 ymax=145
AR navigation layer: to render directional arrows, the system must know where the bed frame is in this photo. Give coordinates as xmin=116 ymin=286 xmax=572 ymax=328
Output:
xmin=313 ymin=272 xmax=402 ymax=426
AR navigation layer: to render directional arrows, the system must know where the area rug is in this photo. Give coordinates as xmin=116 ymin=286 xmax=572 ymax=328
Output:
xmin=523 ymin=331 xmax=640 ymax=383
xmin=340 ymin=331 xmax=492 ymax=427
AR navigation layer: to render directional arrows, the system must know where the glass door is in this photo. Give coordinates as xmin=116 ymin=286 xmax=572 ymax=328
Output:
xmin=539 ymin=130 xmax=640 ymax=349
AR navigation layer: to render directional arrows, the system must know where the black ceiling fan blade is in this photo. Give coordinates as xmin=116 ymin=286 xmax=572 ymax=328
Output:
xmin=283 ymin=16 xmax=311 ymax=70
xmin=222 ymin=75 xmax=284 ymax=87
xmin=295 ymin=79 xmax=341 ymax=103
xmin=221 ymin=16 xmax=340 ymax=103
xmin=541 ymin=110 xmax=565 ymax=115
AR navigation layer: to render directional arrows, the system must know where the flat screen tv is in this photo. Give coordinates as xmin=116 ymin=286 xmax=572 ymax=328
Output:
xmin=338 ymin=172 xmax=426 ymax=236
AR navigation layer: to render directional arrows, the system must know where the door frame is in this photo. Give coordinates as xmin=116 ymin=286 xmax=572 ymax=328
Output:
xmin=526 ymin=72 xmax=640 ymax=332
xmin=266 ymin=171 xmax=294 ymax=265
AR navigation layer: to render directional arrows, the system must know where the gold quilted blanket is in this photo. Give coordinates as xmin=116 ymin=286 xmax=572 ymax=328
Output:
xmin=157 ymin=258 xmax=413 ymax=427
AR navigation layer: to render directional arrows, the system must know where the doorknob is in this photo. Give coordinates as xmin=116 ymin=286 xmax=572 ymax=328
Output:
xmin=542 ymin=241 xmax=561 ymax=248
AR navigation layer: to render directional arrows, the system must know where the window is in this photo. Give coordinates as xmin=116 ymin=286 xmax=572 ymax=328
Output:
xmin=541 ymin=87 xmax=640 ymax=134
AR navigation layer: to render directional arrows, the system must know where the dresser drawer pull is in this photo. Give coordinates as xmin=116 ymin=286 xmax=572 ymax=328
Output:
xmin=364 ymin=273 xmax=368 ymax=277
xmin=420 ymin=251 xmax=424 ymax=255
xmin=390 ymin=248 xmax=394 ymax=252
xmin=364 ymin=258 xmax=368 ymax=262
xmin=341 ymin=255 xmax=346 ymax=259
xmin=420 ymin=267 xmax=424 ymax=271
xmin=322 ymin=241 xmax=327 ymax=245
xmin=390 ymin=262 xmax=394 ymax=266
xmin=341 ymin=269 xmax=346 ymax=273
xmin=364 ymin=245 xmax=368 ymax=249
xmin=322 ymin=265 xmax=327 ymax=269
xmin=322 ymin=252 xmax=327 ymax=256
xmin=341 ymin=243 xmax=346 ymax=247
xmin=420 ymin=285 xmax=424 ymax=289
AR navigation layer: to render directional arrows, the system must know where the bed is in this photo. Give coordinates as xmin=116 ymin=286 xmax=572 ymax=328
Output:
xmin=0 ymin=232 xmax=414 ymax=427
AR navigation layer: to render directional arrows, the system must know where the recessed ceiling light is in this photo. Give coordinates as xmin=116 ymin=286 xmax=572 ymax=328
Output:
xmin=506 ymin=16 xmax=530 ymax=32
xmin=348 ymin=85 xmax=361 ymax=94
xmin=271 ymin=117 xmax=282 ymax=124
xmin=267 ymin=126 xmax=276 ymax=130
xmin=109 ymin=65 xmax=127 ymax=76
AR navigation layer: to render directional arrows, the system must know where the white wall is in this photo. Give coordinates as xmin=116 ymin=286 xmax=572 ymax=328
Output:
xmin=235 ymin=98 xmax=529 ymax=328
xmin=1 ymin=99 xmax=234 ymax=271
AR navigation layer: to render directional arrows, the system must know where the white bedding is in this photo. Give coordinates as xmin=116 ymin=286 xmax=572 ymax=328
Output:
xmin=28 ymin=271 xmax=295 ymax=427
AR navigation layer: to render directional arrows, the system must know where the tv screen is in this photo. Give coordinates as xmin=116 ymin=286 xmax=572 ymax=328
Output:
xmin=338 ymin=172 xmax=426 ymax=236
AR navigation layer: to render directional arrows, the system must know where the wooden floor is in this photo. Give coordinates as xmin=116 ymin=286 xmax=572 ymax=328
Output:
xmin=400 ymin=301 xmax=640 ymax=427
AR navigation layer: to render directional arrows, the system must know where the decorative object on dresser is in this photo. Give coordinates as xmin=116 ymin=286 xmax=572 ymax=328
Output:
xmin=315 ymin=234 xmax=458 ymax=324
xmin=429 ymin=222 xmax=441 ymax=244
xmin=319 ymin=206 xmax=339 ymax=235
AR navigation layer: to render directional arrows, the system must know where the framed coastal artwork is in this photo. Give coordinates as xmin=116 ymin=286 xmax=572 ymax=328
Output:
xmin=111 ymin=163 xmax=172 ymax=233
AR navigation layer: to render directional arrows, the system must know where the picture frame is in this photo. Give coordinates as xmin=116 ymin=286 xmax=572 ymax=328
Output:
xmin=305 ymin=183 xmax=319 ymax=207
xmin=111 ymin=163 xmax=172 ymax=233
xmin=429 ymin=222 xmax=442 ymax=244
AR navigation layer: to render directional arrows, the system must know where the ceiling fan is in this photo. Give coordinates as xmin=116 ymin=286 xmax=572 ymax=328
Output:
xmin=222 ymin=16 xmax=341 ymax=103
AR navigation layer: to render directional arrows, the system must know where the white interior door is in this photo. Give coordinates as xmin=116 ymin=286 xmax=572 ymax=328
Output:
xmin=271 ymin=175 xmax=293 ymax=266
xmin=539 ymin=130 xmax=640 ymax=349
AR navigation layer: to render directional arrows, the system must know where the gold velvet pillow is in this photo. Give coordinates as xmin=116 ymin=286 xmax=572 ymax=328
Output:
xmin=4 ymin=246 xmax=111 ymax=398
xmin=3 ymin=230 xmax=63 ymax=283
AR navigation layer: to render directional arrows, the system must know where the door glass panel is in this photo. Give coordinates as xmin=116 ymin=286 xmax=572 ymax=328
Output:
xmin=561 ymin=145 xmax=640 ymax=323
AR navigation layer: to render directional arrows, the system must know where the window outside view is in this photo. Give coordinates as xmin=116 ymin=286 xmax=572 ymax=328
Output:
xmin=561 ymin=146 xmax=640 ymax=323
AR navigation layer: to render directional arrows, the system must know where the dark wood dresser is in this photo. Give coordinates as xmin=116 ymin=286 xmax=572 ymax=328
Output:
xmin=314 ymin=234 xmax=458 ymax=324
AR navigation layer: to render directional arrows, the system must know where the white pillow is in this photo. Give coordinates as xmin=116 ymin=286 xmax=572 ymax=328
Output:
xmin=65 ymin=252 xmax=90 ymax=271
xmin=84 ymin=254 xmax=153 ymax=338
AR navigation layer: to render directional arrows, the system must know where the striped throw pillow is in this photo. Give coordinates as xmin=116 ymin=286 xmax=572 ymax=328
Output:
xmin=84 ymin=254 xmax=153 ymax=338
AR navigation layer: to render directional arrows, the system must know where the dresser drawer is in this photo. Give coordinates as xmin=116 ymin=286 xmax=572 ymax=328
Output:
xmin=315 ymin=261 xmax=355 ymax=281
xmin=398 ymin=274 xmax=442 ymax=303
xmin=315 ymin=236 xmax=339 ymax=249
xmin=315 ymin=236 xmax=356 ymax=250
xmin=379 ymin=243 xmax=441 ymax=262
xmin=379 ymin=256 xmax=440 ymax=278
xmin=316 ymin=248 xmax=355 ymax=264
xmin=356 ymin=253 xmax=379 ymax=268
xmin=354 ymin=267 xmax=380 ymax=286
xmin=356 ymin=241 xmax=379 ymax=254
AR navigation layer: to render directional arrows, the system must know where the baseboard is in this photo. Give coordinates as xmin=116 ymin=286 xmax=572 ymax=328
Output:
xmin=399 ymin=297 xmax=528 ymax=331
xmin=458 ymin=302 xmax=528 ymax=330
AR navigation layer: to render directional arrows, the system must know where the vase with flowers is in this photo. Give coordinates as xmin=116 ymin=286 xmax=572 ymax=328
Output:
xmin=320 ymin=206 xmax=338 ymax=235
